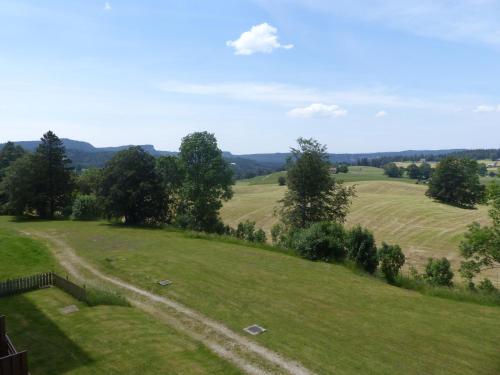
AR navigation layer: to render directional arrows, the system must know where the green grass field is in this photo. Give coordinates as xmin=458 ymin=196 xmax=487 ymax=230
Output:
xmin=0 ymin=227 xmax=240 ymax=375
xmin=221 ymin=179 xmax=496 ymax=281
xmin=1 ymin=218 xmax=499 ymax=375
xmin=241 ymin=166 xmax=412 ymax=185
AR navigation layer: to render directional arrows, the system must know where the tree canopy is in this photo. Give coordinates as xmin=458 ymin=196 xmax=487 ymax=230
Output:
xmin=426 ymin=157 xmax=485 ymax=207
xmin=278 ymin=138 xmax=355 ymax=229
xmin=99 ymin=146 xmax=166 ymax=225
xmin=177 ymin=132 xmax=234 ymax=232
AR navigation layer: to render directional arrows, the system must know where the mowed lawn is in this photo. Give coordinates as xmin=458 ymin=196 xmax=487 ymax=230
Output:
xmin=1 ymin=219 xmax=499 ymax=375
xmin=221 ymin=179 xmax=492 ymax=276
xmin=0 ymin=227 xmax=241 ymax=375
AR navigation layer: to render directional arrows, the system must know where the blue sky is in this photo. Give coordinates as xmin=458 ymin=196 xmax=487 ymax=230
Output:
xmin=1 ymin=0 xmax=500 ymax=153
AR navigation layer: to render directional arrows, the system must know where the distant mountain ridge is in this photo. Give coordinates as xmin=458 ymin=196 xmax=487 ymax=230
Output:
xmin=3 ymin=138 xmax=496 ymax=178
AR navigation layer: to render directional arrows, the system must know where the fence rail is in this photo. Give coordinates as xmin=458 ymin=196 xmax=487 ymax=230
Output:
xmin=0 ymin=273 xmax=86 ymax=302
xmin=1 ymin=316 xmax=29 ymax=375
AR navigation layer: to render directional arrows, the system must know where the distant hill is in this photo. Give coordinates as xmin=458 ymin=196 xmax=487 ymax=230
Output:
xmin=3 ymin=138 xmax=498 ymax=179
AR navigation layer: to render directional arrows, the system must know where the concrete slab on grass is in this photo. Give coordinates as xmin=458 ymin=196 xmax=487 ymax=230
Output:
xmin=158 ymin=280 xmax=172 ymax=286
xmin=59 ymin=305 xmax=79 ymax=315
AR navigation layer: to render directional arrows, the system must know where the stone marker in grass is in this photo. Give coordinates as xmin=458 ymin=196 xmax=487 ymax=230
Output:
xmin=158 ymin=280 xmax=172 ymax=286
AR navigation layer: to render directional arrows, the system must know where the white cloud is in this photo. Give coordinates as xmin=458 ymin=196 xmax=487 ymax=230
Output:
xmin=159 ymin=81 xmax=458 ymax=110
xmin=104 ymin=2 xmax=111 ymax=11
xmin=375 ymin=110 xmax=388 ymax=118
xmin=474 ymin=104 xmax=500 ymax=112
xmin=288 ymin=103 xmax=347 ymax=118
xmin=226 ymin=23 xmax=293 ymax=55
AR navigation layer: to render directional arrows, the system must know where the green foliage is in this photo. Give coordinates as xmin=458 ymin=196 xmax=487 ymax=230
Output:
xmin=406 ymin=163 xmax=421 ymax=179
xmin=71 ymin=194 xmax=100 ymax=220
xmin=234 ymin=220 xmax=267 ymax=243
xmin=336 ymin=164 xmax=349 ymax=173
xmin=419 ymin=162 xmax=433 ymax=180
xmin=378 ymin=243 xmax=405 ymax=284
xmin=177 ymin=132 xmax=234 ymax=233
xmin=0 ymin=141 xmax=25 ymax=180
xmin=346 ymin=225 xmax=378 ymax=273
xmin=76 ymin=168 xmax=102 ymax=195
xmin=478 ymin=163 xmax=488 ymax=177
xmin=292 ymin=221 xmax=346 ymax=262
xmin=383 ymin=163 xmax=403 ymax=178
xmin=0 ymin=132 xmax=74 ymax=218
xmin=86 ymin=287 xmax=131 ymax=307
xmin=0 ymin=154 xmax=37 ymax=215
xmin=426 ymin=157 xmax=485 ymax=207
xmin=477 ymin=278 xmax=497 ymax=293
xmin=156 ymin=155 xmax=184 ymax=223
xmin=424 ymin=257 xmax=454 ymax=287
xmin=459 ymin=183 xmax=500 ymax=285
xmin=32 ymin=131 xmax=75 ymax=218
xmin=278 ymin=176 xmax=286 ymax=186
xmin=99 ymin=146 xmax=166 ymax=225
xmin=278 ymin=138 xmax=355 ymax=229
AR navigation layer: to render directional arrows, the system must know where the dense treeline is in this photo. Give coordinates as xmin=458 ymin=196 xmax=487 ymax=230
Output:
xmin=358 ymin=148 xmax=500 ymax=168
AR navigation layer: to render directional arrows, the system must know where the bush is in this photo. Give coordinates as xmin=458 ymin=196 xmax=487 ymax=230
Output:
xmin=378 ymin=243 xmax=405 ymax=283
xmin=292 ymin=221 xmax=346 ymax=262
xmin=346 ymin=225 xmax=378 ymax=273
xmin=424 ymin=257 xmax=454 ymax=287
xmin=235 ymin=220 xmax=267 ymax=243
xmin=477 ymin=278 xmax=498 ymax=293
xmin=71 ymin=194 xmax=101 ymax=220
xmin=278 ymin=176 xmax=286 ymax=186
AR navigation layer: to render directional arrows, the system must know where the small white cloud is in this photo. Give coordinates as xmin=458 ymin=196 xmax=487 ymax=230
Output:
xmin=104 ymin=2 xmax=112 ymax=11
xmin=474 ymin=104 xmax=500 ymax=112
xmin=226 ymin=23 xmax=293 ymax=55
xmin=375 ymin=110 xmax=387 ymax=118
xmin=288 ymin=103 xmax=347 ymax=119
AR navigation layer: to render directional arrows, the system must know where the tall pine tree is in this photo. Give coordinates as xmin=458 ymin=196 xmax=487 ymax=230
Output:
xmin=32 ymin=131 xmax=74 ymax=218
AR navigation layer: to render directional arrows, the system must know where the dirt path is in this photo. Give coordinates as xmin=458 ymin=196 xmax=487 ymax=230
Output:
xmin=23 ymin=231 xmax=315 ymax=375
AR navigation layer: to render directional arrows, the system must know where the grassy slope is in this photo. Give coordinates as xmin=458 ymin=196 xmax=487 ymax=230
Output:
xmin=221 ymin=179 xmax=494 ymax=276
xmin=1 ymin=219 xmax=499 ymax=375
xmin=0 ymin=226 xmax=240 ymax=375
xmin=241 ymin=166 xmax=412 ymax=185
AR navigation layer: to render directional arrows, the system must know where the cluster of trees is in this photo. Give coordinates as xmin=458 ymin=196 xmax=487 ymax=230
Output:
xmin=0 ymin=131 xmax=236 ymax=233
xmin=383 ymin=162 xmax=432 ymax=180
xmin=270 ymin=138 xmax=406 ymax=283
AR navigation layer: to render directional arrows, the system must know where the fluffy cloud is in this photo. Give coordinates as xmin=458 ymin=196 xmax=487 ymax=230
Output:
xmin=226 ymin=23 xmax=293 ymax=55
xmin=288 ymin=103 xmax=347 ymax=118
xmin=474 ymin=105 xmax=500 ymax=112
xmin=375 ymin=110 xmax=387 ymax=118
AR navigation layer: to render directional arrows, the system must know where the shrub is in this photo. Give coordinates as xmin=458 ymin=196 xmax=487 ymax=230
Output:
xmin=234 ymin=220 xmax=267 ymax=243
xmin=278 ymin=176 xmax=286 ymax=186
xmin=292 ymin=221 xmax=346 ymax=262
xmin=477 ymin=279 xmax=498 ymax=293
xmin=424 ymin=257 xmax=454 ymax=287
xmin=378 ymin=243 xmax=405 ymax=283
xmin=253 ymin=228 xmax=267 ymax=244
xmin=71 ymin=194 xmax=100 ymax=220
xmin=346 ymin=225 xmax=378 ymax=273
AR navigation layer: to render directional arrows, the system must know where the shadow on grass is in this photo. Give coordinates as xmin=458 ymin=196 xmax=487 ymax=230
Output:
xmin=0 ymin=294 xmax=93 ymax=374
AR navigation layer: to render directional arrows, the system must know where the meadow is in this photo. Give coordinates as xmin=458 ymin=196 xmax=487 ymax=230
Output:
xmin=222 ymin=168 xmax=496 ymax=281
xmin=0 ymin=227 xmax=241 ymax=375
xmin=0 ymin=219 xmax=499 ymax=374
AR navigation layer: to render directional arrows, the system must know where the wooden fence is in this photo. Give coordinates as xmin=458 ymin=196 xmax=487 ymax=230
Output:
xmin=0 ymin=316 xmax=29 ymax=375
xmin=0 ymin=273 xmax=86 ymax=302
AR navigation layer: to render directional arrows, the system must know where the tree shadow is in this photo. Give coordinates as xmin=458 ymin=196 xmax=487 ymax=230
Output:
xmin=0 ymin=294 xmax=93 ymax=374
